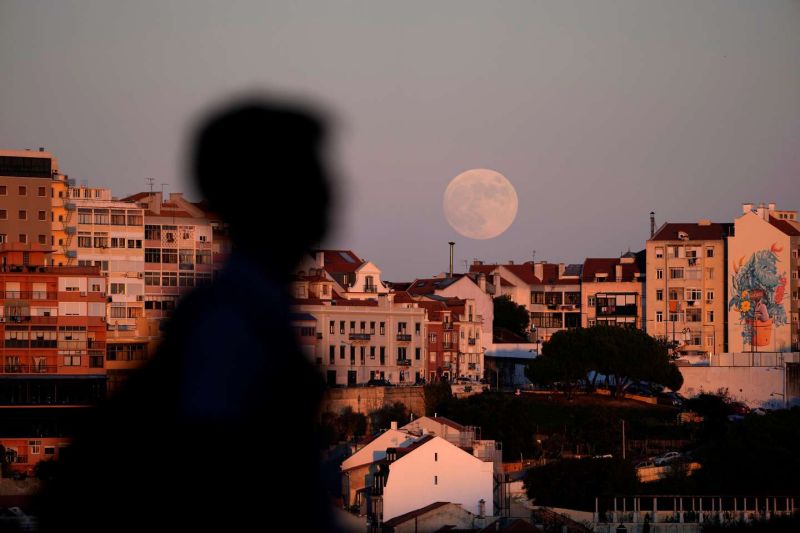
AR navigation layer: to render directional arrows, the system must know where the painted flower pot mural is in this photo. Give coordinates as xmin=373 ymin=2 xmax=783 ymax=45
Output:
xmin=729 ymin=248 xmax=788 ymax=348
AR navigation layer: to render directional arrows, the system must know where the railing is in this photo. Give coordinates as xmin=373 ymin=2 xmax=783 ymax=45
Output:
xmin=442 ymin=342 xmax=454 ymax=349
xmin=396 ymin=334 xmax=412 ymax=342
xmin=0 ymin=291 xmax=58 ymax=300
xmin=349 ymin=333 xmax=372 ymax=341
xmin=468 ymin=338 xmax=476 ymax=345
xmin=364 ymin=285 xmax=378 ymax=293
xmin=89 ymin=355 xmax=104 ymax=368
xmin=443 ymin=322 xmax=453 ymax=330
xmin=2 ymin=364 xmax=57 ymax=374
xmin=468 ymin=363 xmax=477 ymax=370
xmin=397 ymin=359 xmax=412 ymax=366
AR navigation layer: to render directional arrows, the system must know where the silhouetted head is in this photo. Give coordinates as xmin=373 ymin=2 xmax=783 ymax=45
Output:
xmin=193 ymin=99 xmax=331 ymax=275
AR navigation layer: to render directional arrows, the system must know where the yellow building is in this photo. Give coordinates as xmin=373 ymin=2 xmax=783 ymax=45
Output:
xmin=646 ymin=220 xmax=730 ymax=357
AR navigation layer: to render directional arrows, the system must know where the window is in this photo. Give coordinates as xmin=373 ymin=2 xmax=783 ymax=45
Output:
xmin=415 ymin=322 xmax=421 ymax=334
xmin=380 ymin=346 xmax=386 ymax=364
xmin=0 ymin=186 xmax=5 ymax=195
xmin=18 ymin=185 xmax=27 ymax=195
xmin=179 ymin=273 xmax=193 ymax=287
xmin=144 ymin=272 xmax=160 ymax=286
xmin=38 ymin=234 xmax=46 ymax=245
xmin=668 ymin=246 xmax=679 ymax=258
xmin=707 ymin=310 xmax=714 ymax=323
xmin=434 ymin=476 xmax=438 ymax=485
xmin=349 ymin=321 xmax=355 ymax=333
xmin=587 ymin=296 xmax=596 ymax=307
xmin=145 ymin=225 xmax=161 ymax=240
xmin=686 ymin=288 xmax=702 ymax=301
xmin=93 ymin=235 xmax=108 ymax=248
xmin=18 ymin=209 xmax=26 ymax=220
xmin=329 ymin=346 xmax=335 ymax=364
xmin=706 ymin=290 xmax=714 ymax=302
xmin=656 ymin=269 xmax=663 ymax=280
xmin=339 ymin=345 xmax=345 ymax=360
xmin=380 ymin=322 xmax=385 ymax=335
xmin=93 ymin=210 xmax=109 ymax=225
xmin=350 ymin=346 xmax=355 ymax=365
xmin=370 ymin=346 xmax=375 ymax=360
xmin=63 ymin=355 xmax=81 ymax=366
xmin=656 ymin=290 xmax=663 ymax=301
xmin=415 ymin=348 xmax=421 ymax=360
xmin=127 ymin=213 xmax=143 ymax=226
xmin=0 ymin=209 xmax=5 ymax=219
xmin=530 ymin=291 xmax=545 ymax=304
xmin=429 ymin=333 xmax=437 ymax=344
xmin=339 ymin=321 xmax=345 ymax=334
xmin=655 ymin=247 xmax=664 ymax=259
xmin=706 ymin=267 xmax=715 ymax=280
xmin=669 ymin=268 xmax=684 ymax=279
xmin=359 ymin=321 xmax=366 ymax=332
xmin=19 ymin=233 xmax=27 ymax=244
xmin=434 ymin=452 xmax=438 ymax=462
xmin=162 ymin=250 xmax=177 ymax=264
xmin=78 ymin=209 xmax=92 ymax=224
xmin=162 ymin=272 xmax=177 ymax=287
xmin=127 ymin=239 xmax=142 ymax=249
xmin=397 ymin=322 xmax=407 ymax=333
xmin=669 ymin=312 xmax=679 ymax=322
xmin=110 ymin=283 xmax=126 ymax=295
xmin=360 ymin=346 xmax=365 ymax=364
xmin=706 ymin=247 xmax=714 ymax=258
xmin=329 ymin=321 xmax=335 ymax=334
xmin=145 ymin=248 xmax=161 ymax=263
xmin=370 ymin=321 xmax=376 ymax=334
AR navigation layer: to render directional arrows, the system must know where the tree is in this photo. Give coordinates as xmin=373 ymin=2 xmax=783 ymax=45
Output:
xmin=527 ymin=326 xmax=683 ymax=399
xmin=369 ymin=402 xmax=410 ymax=431
xmin=423 ymin=381 xmax=452 ymax=415
xmin=493 ymin=295 xmax=530 ymax=338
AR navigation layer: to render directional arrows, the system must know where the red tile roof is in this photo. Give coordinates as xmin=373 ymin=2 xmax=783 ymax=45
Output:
xmin=769 ymin=216 xmax=800 ymax=236
xmin=493 ymin=327 xmax=530 ymax=344
xmin=121 ymin=192 xmax=151 ymax=202
xmin=381 ymin=502 xmax=453 ymax=528
xmin=468 ymin=263 xmax=541 ymax=284
xmin=582 ymin=258 xmax=642 ymax=282
xmin=650 ymin=222 xmax=732 ymax=241
xmin=432 ymin=416 xmax=466 ymax=432
xmin=312 ymin=249 xmax=365 ymax=273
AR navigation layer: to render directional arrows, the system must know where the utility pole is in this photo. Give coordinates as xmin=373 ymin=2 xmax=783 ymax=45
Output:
xmin=448 ymin=242 xmax=455 ymax=278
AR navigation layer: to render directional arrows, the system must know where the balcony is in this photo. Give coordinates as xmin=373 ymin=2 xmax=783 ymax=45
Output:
xmin=349 ymin=333 xmax=372 ymax=341
xmin=396 ymin=334 xmax=412 ymax=342
xmin=396 ymin=359 xmax=412 ymax=366
xmin=468 ymin=363 xmax=477 ymax=370
xmin=443 ymin=322 xmax=453 ymax=331
xmin=364 ymin=285 xmax=378 ymax=293
xmin=2 ymin=364 xmax=57 ymax=374
xmin=442 ymin=342 xmax=454 ymax=350
xmin=89 ymin=355 xmax=104 ymax=368
xmin=66 ymin=250 xmax=78 ymax=259
xmin=468 ymin=338 xmax=476 ymax=345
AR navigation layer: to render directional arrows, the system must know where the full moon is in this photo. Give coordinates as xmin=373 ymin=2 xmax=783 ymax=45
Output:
xmin=443 ymin=168 xmax=518 ymax=240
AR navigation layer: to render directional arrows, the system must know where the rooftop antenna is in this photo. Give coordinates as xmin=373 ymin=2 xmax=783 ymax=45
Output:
xmin=146 ymin=177 xmax=155 ymax=193
xmin=532 ymin=250 xmax=536 ymax=262
xmin=463 ymin=259 xmax=468 ymax=272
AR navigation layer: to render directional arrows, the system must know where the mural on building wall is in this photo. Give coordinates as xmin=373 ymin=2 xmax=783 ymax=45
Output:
xmin=728 ymin=244 xmax=788 ymax=348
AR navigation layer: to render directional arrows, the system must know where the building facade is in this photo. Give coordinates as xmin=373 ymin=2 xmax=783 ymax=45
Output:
xmin=581 ymin=252 xmax=645 ymax=329
xmin=646 ymin=220 xmax=730 ymax=356
xmin=727 ymin=203 xmax=799 ymax=353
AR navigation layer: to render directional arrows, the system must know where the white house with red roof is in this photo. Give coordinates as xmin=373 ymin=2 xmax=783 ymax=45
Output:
xmin=298 ymin=249 xmax=391 ymax=299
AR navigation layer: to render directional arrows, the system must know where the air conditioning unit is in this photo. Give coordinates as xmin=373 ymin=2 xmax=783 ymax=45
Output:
xmin=137 ymin=273 xmax=143 ymax=279
xmin=0 ymin=318 xmax=5 ymax=323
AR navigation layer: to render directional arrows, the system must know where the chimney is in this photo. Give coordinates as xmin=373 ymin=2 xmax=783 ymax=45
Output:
xmin=742 ymin=202 xmax=753 ymax=214
xmin=756 ymin=203 xmax=768 ymax=221
xmin=558 ymin=263 xmax=565 ymax=277
xmin=508 ymin=260 xmax=514 ymax=265
xmin=472 ymin=259 xmax=483 ymax=266
xmin=38 ymin=147 xmax=45 ymax=152
xmin=615 ymin=264 xmax=623 ymax=281
xmin=650 ymin=211 xmax=655 ymax=239
xmin=698 ymin=219 xmax=711 ymax=226
xmin=477 ymin=272 xmax=487 ymax=292
xmin=390 ymin=421 xmax=398 ymax=430
xmin=448 ymin=242 xmax=455 ymax=278
xmin=315 ymin=251 xmax=324 ymax=269
xmin=533 ymin=263 xmax=544 ymax=280
xmin=493 ymin=273 xmax=501 ymax=294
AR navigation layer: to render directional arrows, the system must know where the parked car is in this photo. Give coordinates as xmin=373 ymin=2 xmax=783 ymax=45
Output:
xmin=635 ymin=460 xmax=656 ymax=469
xmin=654 ymin=451 xmax=681 ymax=465
xmin=365 ymin=379 xmax=394 ymax=387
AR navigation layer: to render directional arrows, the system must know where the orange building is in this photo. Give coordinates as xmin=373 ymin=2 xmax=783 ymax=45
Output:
xmin=0 ymin=247 xmax=107 ymax=473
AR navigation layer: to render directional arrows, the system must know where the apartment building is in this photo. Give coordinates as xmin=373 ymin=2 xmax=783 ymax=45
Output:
xmin=646 ymin=220 xmax=731 ymax=356
xmin=581 ymin=252 xmax=646 ymax=329
xmin=0 ymin=247 xmax=107 ymax=473
xmin=299 ymin=249 xmax=391 ymax=299
xmin=122 ymin=192 xmax=214 ymax=321
xmin=728 ymin=203 xmax=799 ymax=352
xmin=292 ymin=274 xmax=426 ymax=386
xmin=0 ymin=149 xmax=57 ymax=253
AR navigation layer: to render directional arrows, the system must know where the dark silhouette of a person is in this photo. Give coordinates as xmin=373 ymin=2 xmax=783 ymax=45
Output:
xmin=36 ymin=101 xmax=336 ymax=531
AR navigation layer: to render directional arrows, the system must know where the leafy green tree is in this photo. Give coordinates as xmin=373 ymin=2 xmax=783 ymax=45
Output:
xmin=423 ymin=381 xmax=452 ymax=415
xmin=369 ymin=402 xmax=410 ymax=431
xmin=526 ymin=328 xmax=592 ymax=399
xmin=493 ymin=295 xmax=530 ymax=338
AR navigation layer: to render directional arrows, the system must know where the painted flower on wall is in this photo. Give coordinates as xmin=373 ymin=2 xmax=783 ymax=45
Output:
xmin=728 ymin=247 xmax=787 ymax=347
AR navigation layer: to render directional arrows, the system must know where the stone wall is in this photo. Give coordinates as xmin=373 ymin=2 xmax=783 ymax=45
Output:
xmin=322 ymin=386 xmax=426 ymax=418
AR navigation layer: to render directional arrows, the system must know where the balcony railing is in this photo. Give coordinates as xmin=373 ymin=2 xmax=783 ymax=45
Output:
xmin=0 ymin=291 xmax=58 ymax=300
xmin=2 ymin=364 xmax=57 ymax=374
xmin=364 ymin=285 xmax=378 ymax=293
xmin=396 ymin=334 xmax=412 ymax=342
xmin=442 ymin=342 xmax=454 ymax=349
xmin=397 ymin=359 xmax=412 ymax=366
xmin=89 ymin=355 xmax=105 ymax=368
xmin=349 ymin=333 xmax=372 ymax=341
xmin=468 ymin=363 xmax=477 ymax=370
xmin=443 ymin=322 xmax=453 ymax=330
xmin=468 ymin=338 xmax=476 ymax=345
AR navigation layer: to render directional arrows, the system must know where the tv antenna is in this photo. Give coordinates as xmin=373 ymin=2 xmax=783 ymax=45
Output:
xmin=146 ymin=178 xmax=155 ymax=193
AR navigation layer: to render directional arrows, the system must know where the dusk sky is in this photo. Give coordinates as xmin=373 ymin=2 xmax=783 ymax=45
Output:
xmin=1 ymin=1 xmax=799 ymax=280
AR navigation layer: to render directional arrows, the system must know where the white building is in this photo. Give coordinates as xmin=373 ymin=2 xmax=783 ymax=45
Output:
xmin=376 ymin=435 xmax=494 ymax=522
